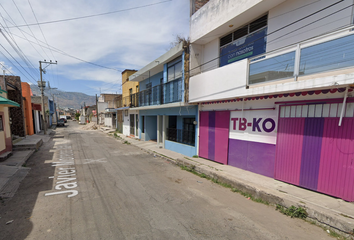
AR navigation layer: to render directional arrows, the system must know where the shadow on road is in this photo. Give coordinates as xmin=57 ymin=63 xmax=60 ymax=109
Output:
xmin=0 ymin=133 xmax=56 ymax=240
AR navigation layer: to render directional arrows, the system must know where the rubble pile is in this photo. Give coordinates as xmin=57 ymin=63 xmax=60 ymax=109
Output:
xmin=82 ymin=122 xmax=98 ymax=130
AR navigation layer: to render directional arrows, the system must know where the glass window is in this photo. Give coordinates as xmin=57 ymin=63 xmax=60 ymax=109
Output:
xmin=220 ymin=14 xmax=268 ymax=67
xmin=249 ymin=51 xmax=295 ymax=84
xmin=168 ymin=66 xmax=175 ymax=81
xmin=299 ymin=33 xmax=354 ymax=76
xmin=0 ymin=116 xmax=3 ymax=131
xmin=167 ymin=57 xmax=182 ymax=81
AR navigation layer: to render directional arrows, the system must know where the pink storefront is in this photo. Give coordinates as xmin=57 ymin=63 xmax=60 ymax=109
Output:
xmin=198 ymin=88 xmax=354 ymax=201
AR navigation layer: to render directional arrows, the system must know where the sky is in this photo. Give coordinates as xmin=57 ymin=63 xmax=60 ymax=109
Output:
xmin=0 ymin=0 xmax=190 ymax=96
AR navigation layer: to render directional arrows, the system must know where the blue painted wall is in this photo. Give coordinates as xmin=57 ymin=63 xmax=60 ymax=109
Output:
xmin=139 ymin=105 xmax=197 ymax=116
xmin=165 ymin=140 xmax=196 ymax=157
xmin=145 ymin=116 xmax=157 ymax=141
xmin=140 ymin=72 xmax=163 ymax=90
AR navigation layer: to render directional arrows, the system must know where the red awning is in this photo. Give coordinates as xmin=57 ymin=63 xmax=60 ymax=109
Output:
xmin=31 ymin=103 xmax=41 ymax=111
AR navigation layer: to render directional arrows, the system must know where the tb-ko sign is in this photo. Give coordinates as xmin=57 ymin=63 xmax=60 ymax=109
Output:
xmin=229 ymin=110 xmax=277 ymax=144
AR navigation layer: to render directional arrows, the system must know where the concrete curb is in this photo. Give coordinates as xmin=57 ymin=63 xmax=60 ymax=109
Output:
xmin=102 ymin=130 xmax=354 ymax=238
xmin=173 ymin=158 xmax=354 ymax=238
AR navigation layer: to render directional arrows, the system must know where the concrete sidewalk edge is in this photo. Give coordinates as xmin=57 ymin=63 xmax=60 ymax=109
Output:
xmin=174 ymin=158 xmax=353 ymax=237
xmin=97 ymin=129 xmax=354 ymax=238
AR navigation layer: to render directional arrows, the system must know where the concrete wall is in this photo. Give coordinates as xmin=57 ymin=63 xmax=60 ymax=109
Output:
xmin=145 ymin=116 xmax=157 ymax=141
xmin=105 ymin=113 xmax=113 ymax=128
xmin=190 ymin=0 xmax=285 ymax=44
xmin=165 ymin=140 xmax=196 ymax=157
xmin=190 ymin=59 xmax=248 ymax=103
xmin=190 ymin=0 xmax=354 ymax=75
xmin=123 ymin=109 xmax=138 ymax=136
xmin=21 ymin=82 xmax=34 ymax=135
xmin=267 ymin=0 xmax=353 ymax=51
xmin=99 ymin=94 xmax=121 ymax=108
xmin=0 ymin=91 xmax=12 ymax=154
xmin=189 ymin=58 xmax=354 ymax=103
xmin=122 ymin=70 xmax=139 ymax=101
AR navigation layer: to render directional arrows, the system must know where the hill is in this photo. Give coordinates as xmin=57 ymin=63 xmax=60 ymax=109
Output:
xmin=30 ymin=85 xmax=96 ymax=109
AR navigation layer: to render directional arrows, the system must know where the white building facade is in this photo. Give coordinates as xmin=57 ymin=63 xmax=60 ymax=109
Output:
xmin=189 ymin=0 xmax=354 ymax=201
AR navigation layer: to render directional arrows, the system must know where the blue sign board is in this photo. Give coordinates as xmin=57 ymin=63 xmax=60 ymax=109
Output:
xmin=220 ymin=28 xmax=267 ymax=67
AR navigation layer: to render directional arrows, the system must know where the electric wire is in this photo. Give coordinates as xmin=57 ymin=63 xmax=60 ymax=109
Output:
xmin=0 ymin=61 xmax=16 ymax=76
xmin=27 ymin=0 xmax=55 ymax=59
xmin=0 ymin=42 xmax=37 ymax=82
xmin=0 ymin=3 xmax=45 ymax=69
xmin=0 ymin=49 xmax=37 ymax=84
xmin=188 ymin=1 xmax=353 ymax=76
xmin=0 ymin=25 xmax=122 ymax=72
xmin=0 ymin=27 xmax=39 ymax=78
xmin=0 ymin=14 xmax=39 ymax=77
xmin=8 ymin=1 xmax=47 ymax=59
xmin=27 ymin=0 xmax=57 ymax=88
xmin=7 ymin=0 xmax=172 ymax=28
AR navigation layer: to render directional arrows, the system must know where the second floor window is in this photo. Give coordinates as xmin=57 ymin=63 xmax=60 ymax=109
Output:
xmin=167 ymin=57 xmax=182 ymax=82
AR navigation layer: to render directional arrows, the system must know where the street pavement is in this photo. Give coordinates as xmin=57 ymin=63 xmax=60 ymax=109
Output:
xmin=0 ymin=121 xmax=334 ymax=240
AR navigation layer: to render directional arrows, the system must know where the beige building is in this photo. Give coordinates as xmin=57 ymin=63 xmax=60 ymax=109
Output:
xmin=121 ymin=69 xmax=138 ymax=107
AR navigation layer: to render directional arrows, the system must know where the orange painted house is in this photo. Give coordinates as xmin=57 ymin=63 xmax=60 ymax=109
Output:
xmin=21 ymin=82 xmax=34 ymax=135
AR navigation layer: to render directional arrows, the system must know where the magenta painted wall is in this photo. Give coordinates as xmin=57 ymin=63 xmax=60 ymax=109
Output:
xmin=214 ymin=111 xmax=229 ymax=165
xmin=199 ymin=111 xmax=229 ymax=164
xmin=317 ymin=118 xmax=354 ymax=202
xmin=275 ymin=118 xmax=304 ymax=185
xmin=199 ymin=111 xmax=209 ymax=159
xmin=228 ymin=139 xmax=275 ymax=177
xmin=276 ymin=115 xmax=354 ymax=202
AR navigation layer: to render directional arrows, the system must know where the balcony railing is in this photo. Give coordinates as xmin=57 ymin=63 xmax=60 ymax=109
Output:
xmin=166 ymin=128 xmax=195 ymax=146
xmin=123 ymin=78 xmax=183 ymax=108
xmin=249 ymin=27 xmax=354 ymax=85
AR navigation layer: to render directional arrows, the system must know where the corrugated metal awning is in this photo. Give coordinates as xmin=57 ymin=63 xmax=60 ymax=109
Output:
xmin=114 ymin=106 xmax=130 ymax=111
xmin=0 ymin=96 xmax=20 ymax=107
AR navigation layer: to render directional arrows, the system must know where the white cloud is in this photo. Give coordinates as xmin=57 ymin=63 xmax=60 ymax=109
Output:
xmin=0 ymin=0 xmax=190 ymax=94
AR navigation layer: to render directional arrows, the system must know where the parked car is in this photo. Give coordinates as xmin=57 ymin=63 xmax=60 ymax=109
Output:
xmin=60 ymin=118 xmax=67 ymax=123
xmin=57 ymin=119 xmax=65 ymax=127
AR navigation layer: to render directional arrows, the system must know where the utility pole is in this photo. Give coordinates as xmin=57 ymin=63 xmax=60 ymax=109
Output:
xmin=96 ymin=94 xmax=98 ymax=125
xmin=39 ymin=60 xmax=57 ymax=134
xmin=52 ymin=93 xmax=60 ymax=124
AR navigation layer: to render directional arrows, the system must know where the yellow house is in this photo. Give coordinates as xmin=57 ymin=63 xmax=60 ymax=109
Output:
xmin=121 ymin=69 xmax=138 ymax=107
xmin=0 ymin=86 xmax=19 ymax=155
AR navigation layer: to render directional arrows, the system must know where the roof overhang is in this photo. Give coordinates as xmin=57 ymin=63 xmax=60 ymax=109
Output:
xmin=191 ymin=0 xmax=286 ymax=45
xmin=132 ymin=102 xmax=196 ymax=111
xmin=129 ymin=42 xmax=184 ymax=82
xmin=115 ymin=106 xmax=130 ymax=111
xmin=0 ymin=96 xmax=20 ymax=107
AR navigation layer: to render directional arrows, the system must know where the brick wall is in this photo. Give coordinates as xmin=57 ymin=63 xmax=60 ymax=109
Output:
xmin=191 ymin=0 xmax=210 ymax=15
xmin=6 ymin=76 xmax=25 ymax=137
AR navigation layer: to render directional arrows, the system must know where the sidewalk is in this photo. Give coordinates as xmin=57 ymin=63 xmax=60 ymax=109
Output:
xmin=0 ymin=129 xmax=53 ymax=199
xmin=105 ymin=130 xmax=354 ymax=237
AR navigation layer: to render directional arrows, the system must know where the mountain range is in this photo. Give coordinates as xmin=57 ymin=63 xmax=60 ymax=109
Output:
xmin=30 ymin=84 xmax=96 ymax=110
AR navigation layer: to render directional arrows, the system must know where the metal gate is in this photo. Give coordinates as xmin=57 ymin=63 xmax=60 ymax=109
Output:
xmin=199 ymin=111 xmax=230 ymax=165
xmin=275 ymin=102 xmax=354 ymax=201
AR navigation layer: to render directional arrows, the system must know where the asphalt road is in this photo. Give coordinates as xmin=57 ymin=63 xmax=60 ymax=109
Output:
xmin=0 ymin=121 xmax=332 ymax=240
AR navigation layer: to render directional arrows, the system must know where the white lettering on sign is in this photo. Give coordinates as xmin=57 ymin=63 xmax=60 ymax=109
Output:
xmin=229 ymin=109 xmax=278 ymax=144
xmin=45 ymin=146 xmax=79 ymax=198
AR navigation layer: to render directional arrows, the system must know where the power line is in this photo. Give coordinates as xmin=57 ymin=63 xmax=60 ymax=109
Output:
xmin=1 ymin=25 xmax=123 ymax=72
xmin=27 ymin=0 xmax=57 ymax=87
xmin=188 ymin=1 xmax=352 ymax=75
xmin=0 ymin=3 xmax=45 ymax=62
xmin=0 ymin=48 xmax=37 ymax=84
xmin=0 ymin=28 xmax=38 ymax=78
xmin=7 ymin=0 xmax=172 ymax=28
xmin=27 ymin=0 xmax=56 ymax=59
xmin=9 ymin=0 xmax=48 ymax=59
xmin=0 ymin=13 xmax=39 ymax=77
